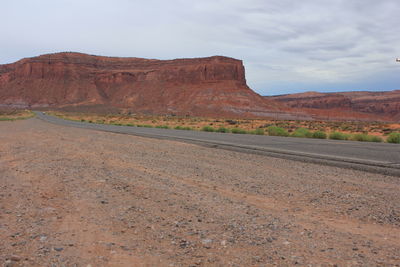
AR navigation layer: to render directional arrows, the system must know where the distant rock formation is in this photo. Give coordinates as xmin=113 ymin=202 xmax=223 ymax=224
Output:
xmin=2 ymin=52 xmax=396 ymax=121
xmin=0 ymin=52 xmax=285 ymax=117
xmin=268 ymin=91 xmax=400 ymax=121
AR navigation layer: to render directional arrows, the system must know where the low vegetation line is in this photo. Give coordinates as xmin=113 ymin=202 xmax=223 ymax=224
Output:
xmin=48 ymin=111 xmax=400 ymax=144
xmin=0 ymin=110 xmax=35 ymax=121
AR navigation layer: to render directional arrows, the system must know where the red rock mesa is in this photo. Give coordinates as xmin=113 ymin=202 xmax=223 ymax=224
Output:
xmin=0 ymin=52 xmax=285 ymax=117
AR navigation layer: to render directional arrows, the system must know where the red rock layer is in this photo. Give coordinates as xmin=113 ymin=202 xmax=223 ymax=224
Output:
xmin=268 ymin=91 xmax=400 ymax=121
xmin=0 ymin=52 xmax=284 ymax=117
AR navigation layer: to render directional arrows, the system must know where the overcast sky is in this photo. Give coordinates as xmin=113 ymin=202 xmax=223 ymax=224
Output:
xmin=1 ymin=0 xmax=399 ymax=95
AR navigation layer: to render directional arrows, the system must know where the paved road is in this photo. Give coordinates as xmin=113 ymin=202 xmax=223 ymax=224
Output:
xmin=35 ymin=111 xmax=400 ymax=175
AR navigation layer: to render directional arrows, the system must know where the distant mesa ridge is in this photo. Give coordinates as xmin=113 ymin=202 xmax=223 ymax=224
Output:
xmin=0 ymin=52 xmax=398 ymax=121
xmin=266 ymin=91 xmax=400 ymax=121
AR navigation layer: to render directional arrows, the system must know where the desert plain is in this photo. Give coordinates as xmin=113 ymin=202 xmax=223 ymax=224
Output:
xmin=1 ymin=117 xmax=399 ymax=266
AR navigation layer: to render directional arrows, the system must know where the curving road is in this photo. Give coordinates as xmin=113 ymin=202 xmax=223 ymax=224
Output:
xmin=35 ymin=111 xmax=400 ymax=175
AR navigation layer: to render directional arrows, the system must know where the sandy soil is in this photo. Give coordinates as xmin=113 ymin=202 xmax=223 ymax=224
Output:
xmin=0 ymin=118 xmax=399 ymax=266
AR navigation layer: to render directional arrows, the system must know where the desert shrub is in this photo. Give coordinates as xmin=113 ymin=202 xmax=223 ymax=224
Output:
xmin=125 ymin=123 xmax=134 ymax=126
xmin=387 ymin=132 xmax=400 ymax=144
xmin=255 ymin=128 xmax=265 ymax=135
xmin=350 ymin=134 xmax=383 ymax=142
xmin=351 ymin=133 xmax=370 ymax=142
xmin=202 ymin=126 xmax=215 ymax=132
xmin=216 ymin=127 xmax=230 ymax=133
xmin=267 ymin=126 xmax=289 ymax=137
xmin=329 ymin=132 xmax=349 ymax=140
xmin=156 ymin=125 xmax=170 ymax=129
xmin=312 ymin=131 xmax=327 ymax=139
xmin=291 ymin=128 xmax=312 ymax=138
xmin=142 ymin=124 xmax=153 ymax=128
xmin=175 ymin=125 xmax=192 ymax=130
xmin=368 ymin=135 xmax=383 ymax=143
xmin=231 ymin=128 xmax=247 ymax=134
xmin=249 ymin=128 xmax=265 ymax=135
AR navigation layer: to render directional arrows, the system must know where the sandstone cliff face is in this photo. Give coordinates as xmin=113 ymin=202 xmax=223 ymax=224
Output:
xmin=268 ymin=91 xmax=400 ymax=121
xmin=0 ymin=52 xmax=282 ymax=117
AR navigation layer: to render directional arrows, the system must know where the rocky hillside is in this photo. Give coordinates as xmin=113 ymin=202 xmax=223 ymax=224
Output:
xmin=268 ymin=91 xmax=400 ymax=121
xmin=0 ymin=52 xmax=287 ymax=117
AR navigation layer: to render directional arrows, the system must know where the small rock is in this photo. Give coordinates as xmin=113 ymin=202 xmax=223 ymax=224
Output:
xmin=202 ymin=239 xmax=212 ymax=245
xmin=202 ymin=239 xmax=212 ymax=248
xmin=54 ymin=247 xmax=64 ymax=252
xmin=10 ymin=255 xmax=21 ymax=262
xmin=179 ymin=240 xmax=190 ymax=248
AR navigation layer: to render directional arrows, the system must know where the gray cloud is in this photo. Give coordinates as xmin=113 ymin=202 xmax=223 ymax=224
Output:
xmin=1 ymin=0 xmax=399 ymax=95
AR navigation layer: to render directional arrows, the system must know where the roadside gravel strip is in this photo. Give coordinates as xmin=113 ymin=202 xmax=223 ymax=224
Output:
xmin=35 ymin=112 xmax=400 ymax=176
xmin=0 ymin=119 xmax=399 ymax=266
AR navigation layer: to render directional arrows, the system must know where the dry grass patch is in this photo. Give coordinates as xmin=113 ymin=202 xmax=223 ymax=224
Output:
xmin=0 ymin=110 xmax=35 ymax=121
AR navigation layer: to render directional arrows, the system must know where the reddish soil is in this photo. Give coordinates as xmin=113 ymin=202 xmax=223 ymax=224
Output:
xmin=1 ymin=118 xmax=399 ymax=266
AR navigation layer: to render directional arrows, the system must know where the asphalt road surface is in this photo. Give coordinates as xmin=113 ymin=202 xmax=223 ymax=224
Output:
xmin=35 ymin=112 xmax=400 ymax=175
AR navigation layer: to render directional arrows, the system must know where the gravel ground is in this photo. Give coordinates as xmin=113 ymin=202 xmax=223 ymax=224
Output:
xmin=0 ymin=118 xmax=399 ymax=267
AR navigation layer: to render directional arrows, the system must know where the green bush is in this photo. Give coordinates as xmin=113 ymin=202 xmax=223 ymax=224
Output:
xmin=312 ymin=131 xmax=327 ymax=139
xmin=216 ymin=127 xmax=230 ymax=133
xmin=155 ymin=125 xmax=170 ymax=129
xmin=329 ymin=132 xmax=350 ymax=140
xmin=350 ymin=134 xmax=383 ymax=142
xmin=202 ymin=126 xmax=215 ymax=132
xmin=351 ymin=133 xmax=370 ymax=142
xmin=175 ymin=125 xmax=192 ymax=130
xmin=387 ymin=132 xmax=400 ymax=144
xmin=291 ymin=128 xmax=312 ymax=138
xmin=368 ymin=135 xmax=383 ymax=143
xmin=249 ymin=128 xmax=265 ymax=135
xmin=231 ymin=128 xmax=248 ymax=134
xmin=267 ymin=126 xmax=289 ymax=137
xmin=125 ymin=123 xmax=134 ymax=127
xmin=137 ymin=124 xmax=153 ymax=128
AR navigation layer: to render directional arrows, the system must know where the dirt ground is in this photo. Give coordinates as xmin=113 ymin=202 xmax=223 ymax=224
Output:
xmin=0 ymin=118 xmax=399 ymax=266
